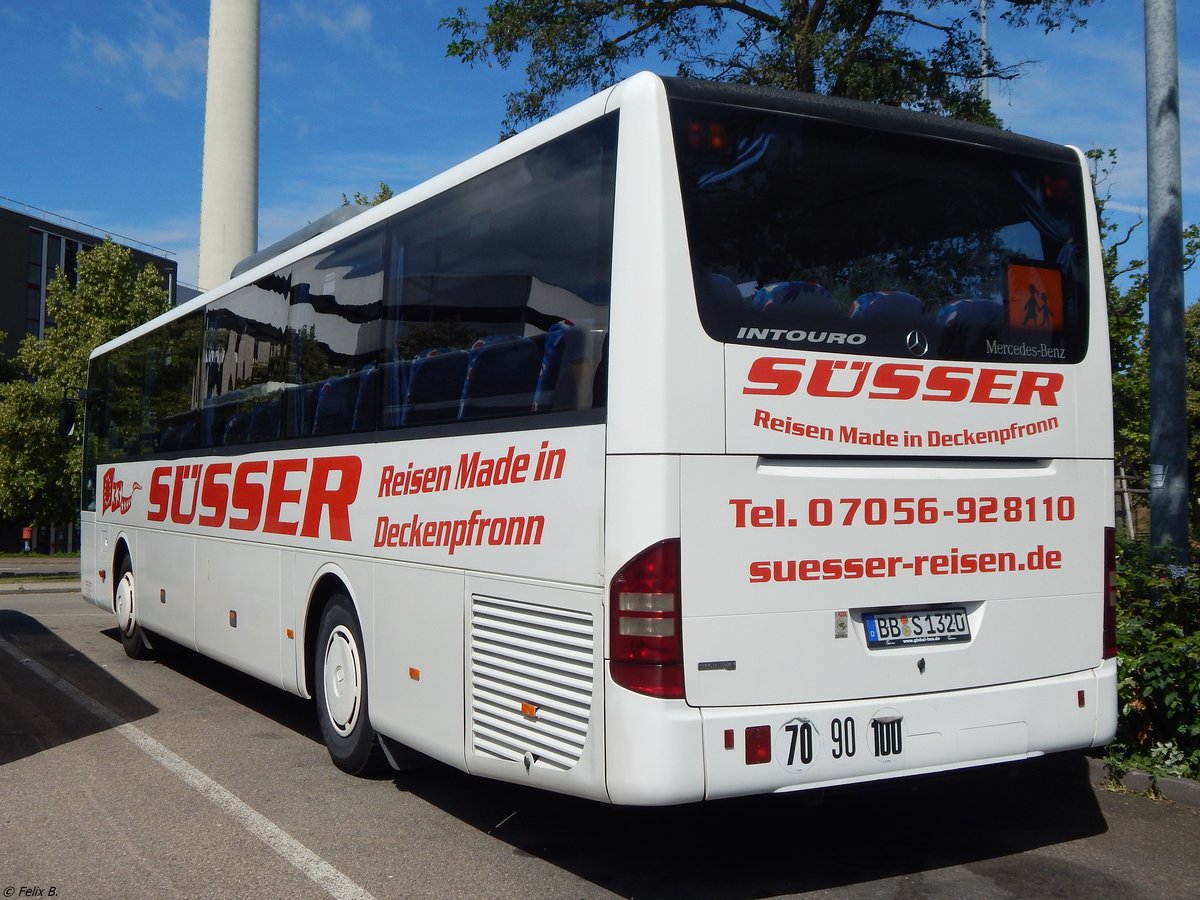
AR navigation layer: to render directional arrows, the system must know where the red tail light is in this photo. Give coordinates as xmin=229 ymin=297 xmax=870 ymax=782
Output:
xmin=609 ymin=539 xmax=684 ymax=699
xmin=1103 ymin=527 xmax=1117 ymax=659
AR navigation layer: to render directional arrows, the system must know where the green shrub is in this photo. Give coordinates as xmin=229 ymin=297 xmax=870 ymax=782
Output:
xmin=1106 ymin=537 xmax=1200 ymax=780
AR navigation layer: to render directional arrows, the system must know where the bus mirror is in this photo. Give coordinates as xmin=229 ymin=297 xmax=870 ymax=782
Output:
xmin=58 ymin=386 xmax=97 ymax=439
xmin=58 ymin=399 xmax=76 ymax=438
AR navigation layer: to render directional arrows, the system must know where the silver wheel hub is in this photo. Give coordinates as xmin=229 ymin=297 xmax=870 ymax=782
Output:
xmin=323 ymin=624 xmax=361 ymax=737
xmin=115 ymin=571 xmax=136 ymax=637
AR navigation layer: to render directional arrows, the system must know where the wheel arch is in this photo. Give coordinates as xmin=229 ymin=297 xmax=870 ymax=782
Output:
xmin=301 ymin=567 xmax=361 ymax=700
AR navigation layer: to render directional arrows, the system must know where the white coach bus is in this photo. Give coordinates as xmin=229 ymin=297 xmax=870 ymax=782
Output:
xmin=76 ymin=72 xmax=1116 ymax=805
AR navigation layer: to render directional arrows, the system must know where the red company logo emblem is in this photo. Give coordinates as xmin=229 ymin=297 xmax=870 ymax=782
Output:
xmin=101 ymin=468 xmax=142 ymax=516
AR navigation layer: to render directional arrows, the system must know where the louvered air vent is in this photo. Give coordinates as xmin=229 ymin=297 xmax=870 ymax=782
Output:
xmin=470 ymin=594 xmax=594 ymax=772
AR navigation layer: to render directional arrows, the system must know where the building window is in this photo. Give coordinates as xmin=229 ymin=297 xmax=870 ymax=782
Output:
xmin=27 ymin=227 xmax=88 ymax=337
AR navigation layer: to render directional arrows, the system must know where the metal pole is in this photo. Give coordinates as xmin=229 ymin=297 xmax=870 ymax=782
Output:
xmin=1144 ymin=0 xmax=1189 ymax=561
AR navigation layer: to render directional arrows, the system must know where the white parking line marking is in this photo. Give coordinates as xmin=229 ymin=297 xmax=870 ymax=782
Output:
xmin=0 ymin=635 xmax=377 ymax=900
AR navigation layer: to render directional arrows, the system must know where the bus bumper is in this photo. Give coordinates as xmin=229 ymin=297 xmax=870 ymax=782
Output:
xmin=698 ymin=659 xmax=1117 ymax=801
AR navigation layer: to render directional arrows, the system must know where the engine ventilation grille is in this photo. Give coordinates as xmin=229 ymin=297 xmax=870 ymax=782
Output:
xmin=470 ymin=594 xmax=594 ymax=772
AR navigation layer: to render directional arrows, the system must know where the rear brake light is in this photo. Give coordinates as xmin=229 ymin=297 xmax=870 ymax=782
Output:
xmin=686 ymin=120 xmax=730 ymax=153
xmin=609 ymin=539 xmax=684 ymax=699
xmin=1103 ymin=527 xmax=1117 ymax=659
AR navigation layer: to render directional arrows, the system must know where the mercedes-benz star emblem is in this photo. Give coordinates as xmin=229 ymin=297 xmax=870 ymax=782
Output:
xmin=906 ymin=329 xmax=930 ymax=357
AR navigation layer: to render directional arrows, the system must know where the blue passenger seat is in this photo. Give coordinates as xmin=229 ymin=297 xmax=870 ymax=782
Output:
xmin=403 ymin=348 xmax=470 ymax=426
xmin=936 ymin=298 xmax=1005 ymax=330
xmin=849 ymin=290 xmax=924 ymax=323
xmin=936 ymin=298 xmax=1006 ymax=354
xmin=380 ymin=360 xmax=410 ymax=428
xmin=248 ymin=398 xmax=281 ymax=442
xmin=752 ymin=281 xmax=839 ymax=317
xmin=223 ymin=411 xmax=251 ymax=445
xmin=352 ymin=365 xmax=379 ymax=432
xmin=533 ymin=321 xmax=587 ymax=412
xmin=459 ymin=335 xmax=541 ymax=419
xmin=695 ymin=271 xmax=745 ymax=318
xmin=158 ymin=424 xmax=182 ymax=451
xmin=312 ymin=374 xmax=360 ymax=436
xmin=284 ymin=383 xmax=321 ymax=438
xmin=177 ymin=421 xmax=199 ymax=449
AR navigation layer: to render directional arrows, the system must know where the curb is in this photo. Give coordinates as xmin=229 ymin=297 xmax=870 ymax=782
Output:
xmin=0 ymin=581 xmax=81 ymax=596
xmin=1087 ymin=755 xmax=1200 ymax=807
xmin=0 ymin=571 xmax=79 ymax=578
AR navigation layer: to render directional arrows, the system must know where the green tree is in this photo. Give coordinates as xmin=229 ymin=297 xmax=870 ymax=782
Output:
xmin=1186 ymin=298 xmax=1200 ymax=524
xmin=1089 ymin=148 xmax=1150 ymax=483
xmin=1090 ymin=149 xmax=1200 ymax=529
xmin=442 ymin=0 xmax=1100 ymax=132
xmin=0 ymin=239 xmax=169 ymax=525
xmin=341 ymin=182 xmax=394 ymax=207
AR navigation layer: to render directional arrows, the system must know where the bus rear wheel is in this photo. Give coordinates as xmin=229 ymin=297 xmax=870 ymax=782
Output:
xmin=114 ymin=556 xmax=153 ymax=660
xmin=314 ymin=594 xmax=384 ymax=775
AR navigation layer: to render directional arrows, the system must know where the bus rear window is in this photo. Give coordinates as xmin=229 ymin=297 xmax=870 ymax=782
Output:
xmin=672 ymin=99 xmax=1089 ymax=364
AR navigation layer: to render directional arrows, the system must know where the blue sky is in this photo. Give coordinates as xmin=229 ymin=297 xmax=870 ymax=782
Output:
xmin=0 ymin=0 xmax=1195 ymax=300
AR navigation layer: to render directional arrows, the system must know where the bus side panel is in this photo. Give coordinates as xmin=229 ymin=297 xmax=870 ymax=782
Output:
xmin=279 ymin=549 xmax=299 ymax=695
xmin=135 ymin=528 xmax=198 ymax=650
xmin=80 ymin=511 xmax=104 ymax=608
xmin=368 ymin=562 xmax=467 ymax=771
xmin=462 ymin=575 xmax=608 ymax=803
xmin=195 ymin=539 xmax=283 ymax=690
xmin=358 ymin=428 xmax=606 ymax=584
xmin=605 ymin=71 xmax=725 ymax=456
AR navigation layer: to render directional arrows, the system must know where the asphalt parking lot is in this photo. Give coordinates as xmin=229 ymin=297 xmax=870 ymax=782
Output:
xmin=2 ymin=583 xmax=1199 ymax=899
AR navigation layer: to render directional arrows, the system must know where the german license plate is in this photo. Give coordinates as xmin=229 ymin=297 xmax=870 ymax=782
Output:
xmin=864 ymin=607 xmax=970 ymax=648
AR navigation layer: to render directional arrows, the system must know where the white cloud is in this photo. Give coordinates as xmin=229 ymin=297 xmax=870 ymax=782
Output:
xmin=1105 ymin=200 xmax=1149 ymax=218
xmin=276 ymin=0 xmax=373 ymax=44
xmin=66 ymin=0 xmax=207 ymax=105
xmin=91 ymin=32 xmax=128 ymax=68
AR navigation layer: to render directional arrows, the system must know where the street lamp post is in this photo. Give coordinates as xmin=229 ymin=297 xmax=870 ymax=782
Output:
xmin=1144 ymin=0 xmax=1189 ymax=561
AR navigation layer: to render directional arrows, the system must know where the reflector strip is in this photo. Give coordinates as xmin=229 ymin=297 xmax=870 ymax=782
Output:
xmin=745 ymin=725 xmax=771 ymax=765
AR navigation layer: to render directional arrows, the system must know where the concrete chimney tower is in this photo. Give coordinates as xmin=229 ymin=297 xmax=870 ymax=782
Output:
xmin=197 ymin=0 xmax=260 ymax=289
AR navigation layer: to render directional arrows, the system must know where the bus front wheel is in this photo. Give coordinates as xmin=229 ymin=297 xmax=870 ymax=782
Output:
xmin=114 ymin=556 xmax=153 ymax=660
xmin=314 ymin=594 xmax=384 ymax=775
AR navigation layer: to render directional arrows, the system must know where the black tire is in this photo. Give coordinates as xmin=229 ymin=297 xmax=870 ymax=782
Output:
xmin=114 ymin=555 xmax=154 ymax=660
xmin=314 ymin=594 xmax=384 ymax=775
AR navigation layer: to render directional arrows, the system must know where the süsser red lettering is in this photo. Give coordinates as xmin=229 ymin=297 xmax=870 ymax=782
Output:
xmin=146 ymin=455 xmax=360 ymax=541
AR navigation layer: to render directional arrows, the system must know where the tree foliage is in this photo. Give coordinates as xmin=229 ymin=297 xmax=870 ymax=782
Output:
xmin=341 ymin=182 xmax=394 ymax=207
xmin=0 ymin=239 xmax=168 ymax=524
xmin=1090 ymin=148 xmax=1150 ymax=482
xmin=443 ymin=0 xmax=1099 ymax=132
xmin=1090 ymin=148 xmax=1200 ymax=529
xmin=1111 ymin=536 xmax=1200 ymax=780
